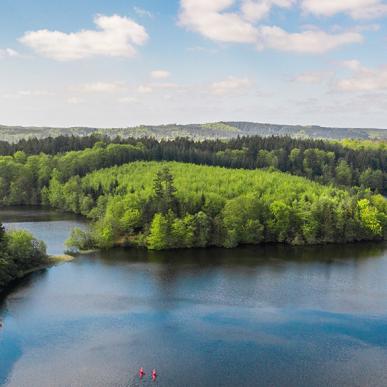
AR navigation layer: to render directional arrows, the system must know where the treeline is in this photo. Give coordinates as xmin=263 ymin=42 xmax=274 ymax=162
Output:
xmin=340 ymin=139 xmax=386 ymax=151
xmin=2 ymin=122 xmax=387 ymax=142
xmin=0 ymin=135 xmax=385 ymax=193
xmin=0 ymin=134 xmax=109 ymax=156
xmin=0 ymin=224 xmax=47 ymax=290
xmin=0 ymin=143 xmax=145 ymax=205
xmin=53 ymin=162 xmax=387 ymax=250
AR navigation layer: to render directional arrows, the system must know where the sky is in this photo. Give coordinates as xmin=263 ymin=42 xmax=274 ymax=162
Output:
xmin=0 ymin=0 xmax=387 ymax=128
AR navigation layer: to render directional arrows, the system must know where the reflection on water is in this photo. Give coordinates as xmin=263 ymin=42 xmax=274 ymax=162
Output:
xmin=1 ymin=208 xmax=387 ymax=387
xmin=98 ymin=241 xmax=386 ymax=264
xmin=0 ymin=206 xmax=85 ymax=223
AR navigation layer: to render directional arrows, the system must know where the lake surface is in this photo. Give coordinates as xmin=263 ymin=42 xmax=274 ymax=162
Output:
xmin=2 ymin=207 xmax=87 ymax=256
xmin=1 ymin=208 xmax=387 ymax=386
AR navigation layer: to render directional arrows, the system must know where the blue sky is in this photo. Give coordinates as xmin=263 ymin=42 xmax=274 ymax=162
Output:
xmin=0 ymin=0 xmax=387 ymax=128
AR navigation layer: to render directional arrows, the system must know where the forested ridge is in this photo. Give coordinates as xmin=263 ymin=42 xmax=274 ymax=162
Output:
xmin=1 ymin=121 xmax=387 ymax=143
xmin=0 ymin=136 xmax=385 ymax=200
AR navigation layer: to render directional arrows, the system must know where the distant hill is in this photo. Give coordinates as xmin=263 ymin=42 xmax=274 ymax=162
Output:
xmin=1 ymin=121 xmax=387 ymax=142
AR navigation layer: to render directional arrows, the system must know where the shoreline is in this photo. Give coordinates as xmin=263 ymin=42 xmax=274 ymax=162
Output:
xmin=18 ymin=254 xmax=75 ymax=277
xmin=0 ymin=254 xmax=74 ymax=296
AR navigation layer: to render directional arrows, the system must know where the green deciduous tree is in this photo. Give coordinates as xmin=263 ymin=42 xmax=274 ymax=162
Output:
xmin=147 ymin=213 xmax=171 ymax=250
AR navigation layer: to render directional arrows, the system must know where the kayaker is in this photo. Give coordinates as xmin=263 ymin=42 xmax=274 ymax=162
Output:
xmin=139 ymin=367 xmax=145 ymax=378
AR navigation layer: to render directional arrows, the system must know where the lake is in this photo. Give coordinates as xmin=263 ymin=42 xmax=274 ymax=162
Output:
xmin=1 ymin=208 xmax=387 ymax=386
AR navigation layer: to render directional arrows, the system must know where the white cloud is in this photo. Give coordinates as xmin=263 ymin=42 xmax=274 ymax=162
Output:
xmin=210 ymin=76 xmax=252 ymax=95
xmin=339 ymin=59 xmax=363 ymax=71
xmin=179 ymin=0 xmax=258 ymax=43
xmin=19 ymin=14 xmax=148 ymax=61
xmin=336 ymin=63 xmax=387 ymax=91
xmin=179 ymin=0 xmax=363 ymax=53
xmin=134 ymin=6 xmax=153 ymax=18
xmin=301 ymin=0 xmax=387 ymax=19
xmin=77 ymin=82 xmax=126 ymax=93
xmin=353 ymin=23 xmax=381 ymax=32
xmin=0 ymin=48 xmax=19 ymax=58
xmin=150 ymin=70 xmax=171 ymax=79
xmin=258 ymin=26 xmax=363 ymax=53
xmin=242 ymin=0 xmax=294 ymax=21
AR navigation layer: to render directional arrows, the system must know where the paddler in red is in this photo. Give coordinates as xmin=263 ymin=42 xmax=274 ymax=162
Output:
xmin=139 ymin=367 xmax=145 ymax=378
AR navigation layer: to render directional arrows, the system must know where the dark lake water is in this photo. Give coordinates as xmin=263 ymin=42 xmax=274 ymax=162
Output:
xmin=1 ymin=208 xmax=387 ymax=386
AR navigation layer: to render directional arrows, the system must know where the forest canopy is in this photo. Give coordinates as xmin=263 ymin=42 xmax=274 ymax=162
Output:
xmin=0 ymin=135 xmax=385 ymax=207
xmin=54 ymin=161 xmax=387 ymax=250
xmin=0 ymin=135 xmax=385 ymax=251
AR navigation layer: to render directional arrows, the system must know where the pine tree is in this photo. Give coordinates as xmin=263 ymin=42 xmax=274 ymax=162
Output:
xmin=152 ymin=167 xmax=179 ymax=214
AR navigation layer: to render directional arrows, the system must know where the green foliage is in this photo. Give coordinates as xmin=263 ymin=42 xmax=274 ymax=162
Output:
xmin=358 ymin=199 xmax=383 ymax=237
xmin=152 ymin=167 xmax=179 ymax=214
xmin=335 ymin=160 xmax=352 ymax=186
xmin=0 ymin=225 xmax=47 ymax=291
xmin=201 ymin=122 xmax=240 ymax=133
xmin=6 ymin=230 xmax=47 ymax=265
xmin=359 ymin=168 xmax=384 ymax=192
xmin=222 ymin=194 xmax=265 ymax=247
xmin=147 ymin=213 xmax=171 ymax=250
xmin=0 ymin=135 xmax=385 ymax=252
xmin=65 ymin=227 xmax=95 ymax=252
xmin=50 ymin=161 xmax=387 ymax=250
xmin=257 ymin=150 xmax=279 ymax=169
xmin=340 ymin=139 xmax=387 ymax=151
xmin=120 ymin=209 xmax=142 ymax=233
xmin=0 ymin=134 xmax=386 ymax=211
xmin=0 ymin=143 xmax=145 ymax=206
xmin=268 ymin=200 xmax=294 ymax=242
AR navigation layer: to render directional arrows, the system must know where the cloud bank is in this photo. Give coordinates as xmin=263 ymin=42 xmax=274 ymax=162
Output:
xmin=20 ymin=14 xmax=148 ymax=61
xmin=337 ymin=63 xmax=387 ymax=91
xmin=302 ymin=0 xmax=387 ymax=19
xmin=179 ymin=0 xmax=364 ymax=53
